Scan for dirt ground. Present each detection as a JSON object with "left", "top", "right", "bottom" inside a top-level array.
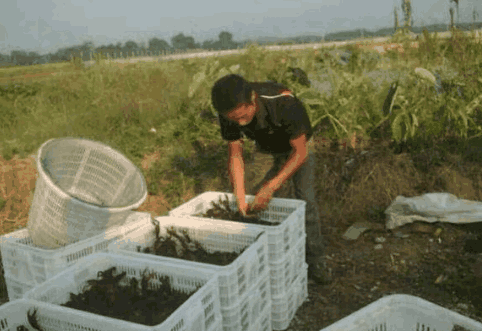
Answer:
[{"left": 2, "top": 134, "right": 482, "bottom": 330}]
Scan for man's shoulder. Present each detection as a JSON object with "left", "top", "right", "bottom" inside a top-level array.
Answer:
[{"left": 250, "top": 81, "right": 290, "bottom": 95}]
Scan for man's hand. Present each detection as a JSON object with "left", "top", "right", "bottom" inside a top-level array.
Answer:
[
  {"left": 250, "top": 182, "right": 276, "bottom": 212},
  {"left": 238, "top": 200, "right": 249, "bottom": 216}
]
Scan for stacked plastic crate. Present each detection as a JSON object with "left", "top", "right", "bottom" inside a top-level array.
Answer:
[
  {"left": 23, "top": 252, "right": 223, "bottom": 331},
  {"left": 108, "top": 215, "right": 272, "bottom": 331},
  {"left": 167, "top": 191, "right": 309, "bottom": 331},
  {"left": 0, "top": 211, "right": 152, "bottom": 300}
]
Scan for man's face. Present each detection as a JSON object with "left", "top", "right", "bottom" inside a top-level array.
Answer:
[{"left": 224, "top": 101, "right": 257, "bottom": 126}]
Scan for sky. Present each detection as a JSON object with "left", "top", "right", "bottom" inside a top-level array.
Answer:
[{"left": 1, "top": 0, "right": 481, "bottom": 55}]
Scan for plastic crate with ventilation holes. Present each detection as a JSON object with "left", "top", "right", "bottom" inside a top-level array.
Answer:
[
  {"left": 23, "top": 252, "right": 222, "bottom": 331},
  {"left": 320, "top": 294, "right": 482, "bottom": 331},
  {"left": 168, "top": 191, "right": 306, "bottom": 264},
  {"left": 108, "top": 216, "right": 269, "bottom": 310},
  {"left": 0, "top": 212, "right": 151, "bottom": 301}
]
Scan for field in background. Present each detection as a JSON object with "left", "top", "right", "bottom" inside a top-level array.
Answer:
[{"left": 1, "top": 28, "right": 482, "bottom": 330}]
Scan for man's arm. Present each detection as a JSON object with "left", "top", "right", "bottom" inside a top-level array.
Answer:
[
  {"left": 268, "top": 133, "right": 308, "bottom": 192},
  {"left": 228, "top": 139, "right": 249, "bottom": 214}
]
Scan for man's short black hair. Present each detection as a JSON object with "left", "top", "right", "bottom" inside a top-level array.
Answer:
[{"left": 211, "top": 74, "right": 253, "bottom": 114}]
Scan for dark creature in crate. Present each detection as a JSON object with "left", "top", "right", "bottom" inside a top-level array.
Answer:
[
  {"left": 196, "top": 194, "right": 275, "bottom": 226},
  {"left": 16, "top": 308, "right": 44, "bottom": 331},
  {"left": 141, "top": 223, "right": 250, "bottom": 266},
  {"left": 452, "top": 325, "right": 473, "bottom": 331},
  {"left": 60, "top": 266, "right": 200, "bottom": 326}
]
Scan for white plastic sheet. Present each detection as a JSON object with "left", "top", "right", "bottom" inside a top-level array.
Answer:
[{"left": 385, "top": 193, "right": 482, "bottom": 229}]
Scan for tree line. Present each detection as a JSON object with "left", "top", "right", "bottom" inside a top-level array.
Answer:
[
  {"left": 0, "top": 31, "right": 240, "bottom": 67},
  {"left": 1, "top": 14, "right": 481, "bottom": 68}
]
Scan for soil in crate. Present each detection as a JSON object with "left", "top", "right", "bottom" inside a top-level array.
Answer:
[
  {"left": 141, "top": 224, "right": 250, "bottom": 266},
  {"left": 60, "top": 266, "right": 200, "bottom": 326},
  {"left": 195, "top": 194, "right": 275, "bottom": 226}
]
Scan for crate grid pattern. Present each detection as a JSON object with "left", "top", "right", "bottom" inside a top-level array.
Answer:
[
  {"left": 0, "top": 212, "right": 152, "bottom": 300},
  {"left": 0, "top": 296, "right": 225, "bottom": 331},
  {"left": 168, "top": 192, "right": 306, "bottom": 263},
  {"left": 108, "top": 216, "right": 269, "bottom": 309},
  {"left": 271, "top": 264, "right": 308, "bottom": 331},
  {"left": 269, "top": 234, "right": 306, "bottom": 298},
  {"left": 28, "top": 137, "right": 147, "bottom": 248},
  {"left": 0, "top": 299, "right": 225, "bottom": 331},
  {"left": 221, "top": 276, "right": 271, "bottom": 331},
  {"left": 23, "top": 252, "right": 222, "bottom": 331},
  {"left": 320, "top": 294, "right": 482, "bottom": 331}
]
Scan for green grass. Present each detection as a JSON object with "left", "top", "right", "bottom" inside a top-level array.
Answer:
[{"left": 1, "top": 31, "right": 481, "bottom": 205}]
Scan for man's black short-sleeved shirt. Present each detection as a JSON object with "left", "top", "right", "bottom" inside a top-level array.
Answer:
[{"left": 218, "top": 81, "right": 313, "bottom": 154}]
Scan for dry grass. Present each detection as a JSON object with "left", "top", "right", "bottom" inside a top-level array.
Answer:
[
  {"left": 0, "top": 154, "right": 37, "bottom": 235},
  {"left": 342, "top": 152, "right": 423, "bottom": 217}
]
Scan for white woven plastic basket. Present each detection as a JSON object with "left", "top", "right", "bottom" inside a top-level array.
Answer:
[
  {"left": 168, "top": 191, "right": 306, "bottom": 263},
  {"left": 23, "top": 252, "right": 222, "bottom": 331},
  {"left": 27, "top": 137, "right": 148, "bottom": 248},
  {"left": 0, "top": 212, "right": 151, "bottom": 300},
  {"left": 320, "top": 294, "right": 482, "bottom": 331}
]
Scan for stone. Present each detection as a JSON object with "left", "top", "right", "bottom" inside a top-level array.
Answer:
[{"left": 342, "top": 222, "right": 372, "bottom": 240}]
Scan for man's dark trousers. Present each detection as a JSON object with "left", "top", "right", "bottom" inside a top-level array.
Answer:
[{"left": 250, "top": 144, "right": 325, "bottom": 262}]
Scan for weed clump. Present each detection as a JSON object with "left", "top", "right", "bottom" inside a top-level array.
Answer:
[
  {"left": 60, "top": 266, "right": 199, "bottom": 326},
  {"left": 196, "top": 195, "right": 275, "bottom": 226},
  {"left": 142, "top": 224, "right": 248, "bottom": 266}
]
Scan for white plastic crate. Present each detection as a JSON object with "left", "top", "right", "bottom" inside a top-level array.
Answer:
[
  {"left": 23, "top": 252, "right": 222, "bottom": 331},
  {"left": 108, "top": 216, "right": 269, "bottom": 308},
  {"left": 168, "top": 191, "right": 306, "bottom": 263},
  {"left": 3, "top": 275, "right": 35, "bottom": 302},
  {"left": 270, "top": 234, "right": 306, "bottom": 298},
  {"left": 320, "top": 294, "right": 482, "bottom": 331},
  {"left": 0, "top": 298, "right": 48, "bottom": 330},
  {"left": 0, "top": 298, "right": 223, "bottom": 331},
  {"left": 221, "top": 276, "right": 271, "bottom": 331},
  {"left": 252, "top": 307, "right": 272, "bottom": 331},
  {"left": 0, "top": 212, "right": 151, "bottom": 301},
  {"left": 272, "top": 263, "right": 308, "bottom": 331}
]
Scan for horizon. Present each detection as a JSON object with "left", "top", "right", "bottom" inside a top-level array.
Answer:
[{"left": 1, "top": 0, "right": 481, "bottom": 55}]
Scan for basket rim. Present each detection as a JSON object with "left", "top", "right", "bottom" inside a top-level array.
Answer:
[{"left": 36, "top": 137, "right": 147, "bottom": 210}]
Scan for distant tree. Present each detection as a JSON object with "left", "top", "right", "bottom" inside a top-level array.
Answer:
[
  {"left": 450, "top": 7, "right": 455, "bottom": 29},
  {"left": 219, "top": 31, "right": 237, "bottom": 49},
  {"left": 10, "top": 50, "right": 29, "bottom": 65},
  {"left": 148, "top": 37, "right": 171, "bottom": 51},
  {"left": 0, "top": 53, "right": 11, "bottom": 66},
  {"left": 171, "top": 33, "right": 196, "bottom": 50},
  {"left": 124, "top": 41, "right": 138, "bottom": 50},
  {"left": 450, "top": 0, "right": 460, "bottom": 25},
  {"left": 473, "top": 7, "right": 479, "bottom": 28},
  {"left": 394, "top": 7, "right": 400, "bottom": 31},
  {"left": 120, "top": 41, "right": 137, "bottom": 56},
  {"left": 401, "top": 0, "right": 412, "bottom": 29},
  {"left": 202, "top": 39, "right": 218, "bottom": 50}
]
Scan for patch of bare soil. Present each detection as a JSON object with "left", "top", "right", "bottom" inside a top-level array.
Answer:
[
  {"left": 285, "top": 137, "right": 482, "bottom": 330},
  {"left": 0, "top": 154, "right": 37, "bottom": 234}
]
